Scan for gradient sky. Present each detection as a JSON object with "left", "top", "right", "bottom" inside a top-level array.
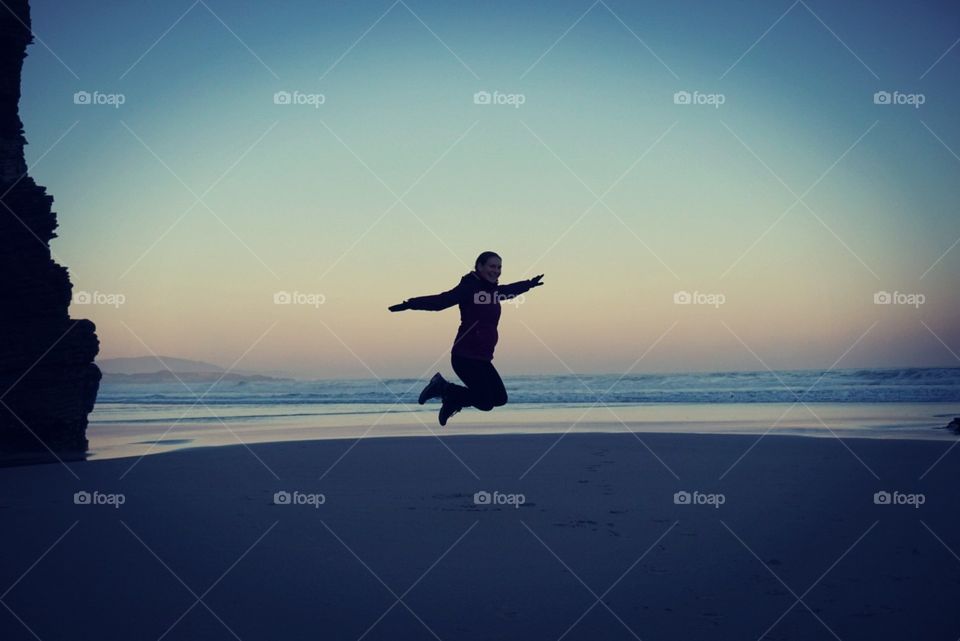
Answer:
[{"left": 18, "top": 0, "right": 960, "bottom": 378}]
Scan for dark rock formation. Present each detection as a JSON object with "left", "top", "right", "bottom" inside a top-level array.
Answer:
[{"left": 0, "top": 0, "right": 100, "bottom": 459}]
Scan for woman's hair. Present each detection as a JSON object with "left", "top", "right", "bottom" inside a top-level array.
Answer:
[{"left": 474, "top": 251, "right": 501, "bottom": 271}]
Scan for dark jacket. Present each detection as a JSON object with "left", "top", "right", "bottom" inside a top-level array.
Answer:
[{"left": 405, "top": 272, "right": 536, "bottom": 361}]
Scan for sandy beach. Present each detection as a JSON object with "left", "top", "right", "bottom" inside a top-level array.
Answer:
[{"left": 1, "top": 430, "right": 957, "bottom": 640}]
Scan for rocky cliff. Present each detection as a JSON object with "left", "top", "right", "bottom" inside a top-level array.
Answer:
[{"left": 0, "top": 0, "right": 101, "bottom": 458}]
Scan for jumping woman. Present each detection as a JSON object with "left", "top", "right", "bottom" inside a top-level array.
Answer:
[{"left": 388, "top": 251, "right": 544, "bottom": 426}]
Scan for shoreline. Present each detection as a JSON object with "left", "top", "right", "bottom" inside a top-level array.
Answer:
[
  {"left": 3, "top": 413, "right": 955, "bottom": 468},
  {"left": 85, "top": 403, "right": 960, "bottom": 463}
]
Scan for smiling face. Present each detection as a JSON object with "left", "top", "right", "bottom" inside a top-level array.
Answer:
[{"left": 477, "top": 255, "right": 501, "bottom": 284}]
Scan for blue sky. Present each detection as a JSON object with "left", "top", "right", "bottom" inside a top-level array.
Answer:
[{"left": 16, "top": 0, "right": 960, "bottom": 377}]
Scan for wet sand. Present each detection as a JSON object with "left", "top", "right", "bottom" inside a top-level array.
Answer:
[{"left": 1, "top": 431, "right": 957, "bottom": 640}]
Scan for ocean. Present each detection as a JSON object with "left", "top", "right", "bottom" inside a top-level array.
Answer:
[{"left": 86, "top": 367, "right": 960, "bottom": 460}]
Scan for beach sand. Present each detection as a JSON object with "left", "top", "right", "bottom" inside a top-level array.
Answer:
[{"left": 1, "top": 431, "right": 957, "bottom": 640}]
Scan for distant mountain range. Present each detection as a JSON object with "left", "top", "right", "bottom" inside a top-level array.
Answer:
[{"left": 97, "top": 356, "right": 293, "bottom": 384}]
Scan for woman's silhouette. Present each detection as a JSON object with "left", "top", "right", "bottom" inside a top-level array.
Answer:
[{"left": 389, "top": 251, "right": 544, "bottom": 425}]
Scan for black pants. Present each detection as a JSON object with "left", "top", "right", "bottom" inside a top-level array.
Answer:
[{"left": 443, "top": 355, "right": 508, "bottom": 411}]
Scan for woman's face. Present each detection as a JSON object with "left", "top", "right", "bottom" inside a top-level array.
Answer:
[{"left": 477, "top": 256, "right": 502, "bottom": 284}]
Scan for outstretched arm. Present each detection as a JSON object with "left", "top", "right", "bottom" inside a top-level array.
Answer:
[
  {"left": 497, "top": 274, "right": 545, "bottom": 297},
  {"left": 389, "top": 282, "right": 465, "bottom": 312}
]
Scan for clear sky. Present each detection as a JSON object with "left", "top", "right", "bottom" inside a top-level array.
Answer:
[{"left": 19, "top": 0, "right": 960, "bottom": 378}]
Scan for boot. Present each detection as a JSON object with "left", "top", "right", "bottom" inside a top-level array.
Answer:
[{"left": 418, "top": 372, "right": 448, "bottom": 405}]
